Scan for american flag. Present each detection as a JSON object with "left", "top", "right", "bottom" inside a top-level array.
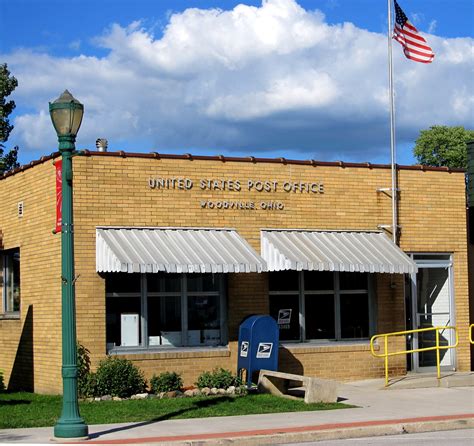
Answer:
[{"left": 393, "top": 0, "right": 435, "bottom": 63}]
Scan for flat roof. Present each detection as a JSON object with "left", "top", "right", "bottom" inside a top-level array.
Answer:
[{"left": 0, "top": 149, "right": 465, "bottom": 180}]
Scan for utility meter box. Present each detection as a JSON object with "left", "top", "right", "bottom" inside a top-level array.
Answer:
[
  {"left": 237, "top": 315, "right": 279, "bottom": 386},
  {"left": 121, "top": 313, "right": 139, "bottom": 347}
]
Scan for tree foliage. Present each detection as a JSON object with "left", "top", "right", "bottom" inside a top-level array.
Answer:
[
  {"left": 413, "top": 125, "right": 474, "bottom": 169},
  {"left": 0, "top": 63, "right": 20, "bottom": 173}
]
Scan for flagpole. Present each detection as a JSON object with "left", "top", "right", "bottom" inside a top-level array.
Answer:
[{"left": 387, "top": 0, "right": 398, "bottom": 244}]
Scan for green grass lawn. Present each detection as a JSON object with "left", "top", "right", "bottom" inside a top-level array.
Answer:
[{"left": 0, "top": 392, "right": 352, "bottom": 429}]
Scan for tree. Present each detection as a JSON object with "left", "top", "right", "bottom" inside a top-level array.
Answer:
[
  {"left": 0, "top": 63, "right": 20, "bottom": 174},
  {"left": 413, "top": 125, "right": 474, "bottom": 169}
]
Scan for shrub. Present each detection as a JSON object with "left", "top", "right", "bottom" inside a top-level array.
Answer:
[
  {"left": 95, "top": 356, "right": 146, "bottom": 398},
  {"left": 196, "top": 370, "right": 214, "bottom": 389},
  {"left": 150, "top": 371, "right": 183, "bottom": 393},
  {"left": 0, "top": 370, "right": 5, "bottom": 392},
  {"left": 196, "top": 368, "right": 242, "bottom": 389},
  {"left": 80, "top": 373, "right": 98, "bottom": 398},
  {"left": 77, "top": 343, "right": 92, "bottom": 398}
]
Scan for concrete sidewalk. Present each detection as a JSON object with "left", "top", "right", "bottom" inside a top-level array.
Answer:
[{"left": 1, "top": 378, "right": 473, "bottom": 445}]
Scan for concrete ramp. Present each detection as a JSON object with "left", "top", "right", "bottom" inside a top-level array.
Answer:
[
  {"left": 386, "top": 372, "right": 474, "bottom": 389},
  {"left": 346, "top": 372, "right": 474, "bottom": 390}
]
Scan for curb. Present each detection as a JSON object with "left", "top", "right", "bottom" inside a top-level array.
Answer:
[{"left": 80, "top": 414, "right": 474, "bottom": 445}]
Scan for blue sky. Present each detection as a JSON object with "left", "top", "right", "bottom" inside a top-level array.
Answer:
[{"left": 1, "top": 0, "right": 473, "bottom": 166}]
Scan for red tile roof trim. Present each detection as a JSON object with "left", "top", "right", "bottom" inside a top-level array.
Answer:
[{"left": 0, "top": 150, "right": 464, "bottom": 180}]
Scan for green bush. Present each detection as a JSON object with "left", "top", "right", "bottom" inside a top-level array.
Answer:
[
  {"left": 196, "top": 371, "right": 214, "bottom": 389},
  {"left": 150, "top": 371, "right": 183, "bottom": 393},
  {"left": 0, "top": 370, "right": 5, "bottom": 392},
  {"left": 95, "top": 357, "right": 146, "bottom": 398},
  {"left": 80, "top": 373, "right": 99, "bottom": 398},
  {"left": 77, "top": 343, "right": 92, "bottom": 398},
  {"left": 196, "top": 368, "right": 242, "bottom": 389}
]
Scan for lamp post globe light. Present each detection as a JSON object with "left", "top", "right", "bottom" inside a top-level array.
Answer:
[{"left": 49, "top": 90, "right": 88, "bottom": 439}]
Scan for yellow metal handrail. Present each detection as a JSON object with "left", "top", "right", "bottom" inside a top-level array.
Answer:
[
  {"left": 370, "top": 326, "right": 458, "bottom": 387},
  {"left": 470, "top": 324, "right": 474, "bottom": 344}
]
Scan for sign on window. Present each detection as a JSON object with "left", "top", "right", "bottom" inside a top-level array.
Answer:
[{"left": 277, "top": 308, "right": 292, "bottom": 329}]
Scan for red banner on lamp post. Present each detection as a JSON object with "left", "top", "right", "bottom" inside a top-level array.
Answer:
[{"left": 55, "top": 159, "right": 62, "bottom": 233}]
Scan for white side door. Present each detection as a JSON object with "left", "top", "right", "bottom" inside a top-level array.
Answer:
[{"left": 410, "top": 254, "right": 455, "bottom": 372}]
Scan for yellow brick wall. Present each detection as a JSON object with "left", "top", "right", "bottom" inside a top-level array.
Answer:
[
  {"left": 469, "top": 238, "right": 474, "bottom": 370},
  {"left": 0, "top": 153, "right": 469, "bottom": 392},
  {"left": 0, "top": 160, "right": 62, "bottom": 393},
  {"left": 398, "top": 170, "right": 470, "bottom": 371}
]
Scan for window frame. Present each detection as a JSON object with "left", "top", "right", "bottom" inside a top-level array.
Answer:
[
  {"left": 269, "top": 271, "right": 375, "bottom": 343},
  {"left": 106, "top": 273, "right": 227, "bottom": 352},
  {"left": 1, "top": 248, "right": 21, "bottom": 316}
]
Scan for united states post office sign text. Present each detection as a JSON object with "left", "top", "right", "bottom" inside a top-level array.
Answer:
[
  {"left": 148, "top": 177, "right": 325, "bottom": 211},
  {"left": 148, "top": 177, "right": 324, "bottom": 193}
]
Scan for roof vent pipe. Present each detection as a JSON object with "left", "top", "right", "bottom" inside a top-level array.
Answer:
[{"left": 96, "top": 138, "right": 108, "bottom": 152}]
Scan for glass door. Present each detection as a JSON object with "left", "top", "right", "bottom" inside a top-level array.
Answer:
[{"left": 410, "top": 254, "right": 455, "bottom": 372}]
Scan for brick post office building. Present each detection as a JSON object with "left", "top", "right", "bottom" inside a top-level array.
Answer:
[{"left": 0, "top": 150, "right": 470, "bottom": 394}]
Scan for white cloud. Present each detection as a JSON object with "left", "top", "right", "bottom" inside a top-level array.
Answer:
[
  {"left": 4, "top": 0, "right": 474, "bottom": 164},
  {"left": 14, "top": 110, "right": 55, "bottom": 150},
  {"left": 410, "top": 13, "right": 424, "bottom": 26},
  {"left": 206, "top": 71, "right": 340, "bottom": 120},
  {"left": 69, "top": 39, "right": 82, "bottom": 51},
  {"left": 428, "top": 20, "right": 437, "bottom": 34}
]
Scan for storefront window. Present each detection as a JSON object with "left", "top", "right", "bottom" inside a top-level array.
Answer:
[
  {"left": 147, "top": 295, "right": 181, "bottom": 345},
  {"left": 269, "top": 270, "right": 299, "bottom": 292},
  {"left": 188, "top": 274, "right": 220, "bottom": 292},
  {"left": 188, "top": 294, "right": 220, "bottom": 346},
  {"left": 269, "top": 294, "right": 300, "bottom": 341},
  {"left": 305, "top": 294, "right": 335, "bottom": 340},
  {"left": 106, "top": 273, "right": 141, "bottom": 294},
  {"left": 147, "top": 274, "right": 181, "bottom": 293},
  {"left": 106, "top": 273, "right": 225, "bottom": 350},
  {"left": 2, "top": 249, "right": 20, "bottom": 314},
  {"left": 269, "top": 271, "right": 371, "bottom": 342},
  {"left": 106, "top": 296, "right": 141, "bottom": 347},
  {"left": 339, "top": 272, "right": 368, "bottom": 290},
  {"left": 340, "top": 293, "right": 369, "bottom": 339}
]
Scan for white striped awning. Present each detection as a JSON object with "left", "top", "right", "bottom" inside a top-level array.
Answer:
[
  {"left": 96, "top": 227, "right": 266, "bottom": 274},
  {"left": 261, "top": 230, "right": 417, "bottom": 274}
]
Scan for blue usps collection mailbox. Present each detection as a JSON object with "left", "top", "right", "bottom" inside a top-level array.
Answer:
[{"left": 237, "top": 315, "right": 279, "bottom": 386}]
